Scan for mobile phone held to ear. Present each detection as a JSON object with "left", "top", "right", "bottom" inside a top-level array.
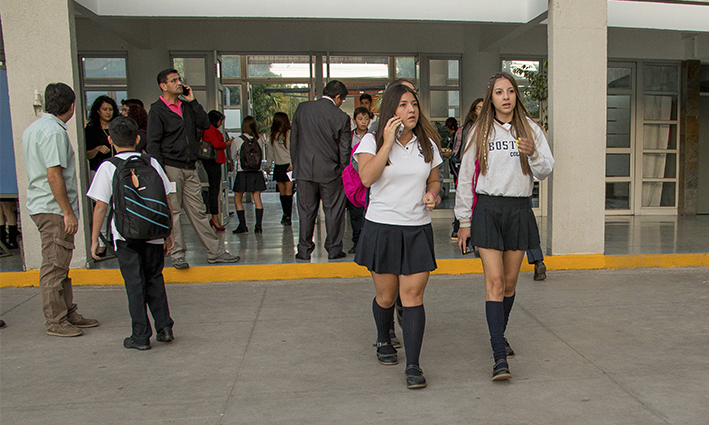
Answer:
[
  {"left": 182, "top": 85, "right": 190, "bottom": 96},
  {"left": 395, "top": 123, "right": 404, "bottom": 139},
  {"left": 461, "top": 237, "right": 475, "bottom": 255}
]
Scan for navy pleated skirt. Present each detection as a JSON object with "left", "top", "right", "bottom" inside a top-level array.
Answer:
[
  {"left": 471, "top": 194, "right": 540, "bottom": 252},
  {"left": 355, "top": 220, "right": 437, "bottom": 275},
  {"left": 233, "top": 171, "right": 266, "bottom": 193}
]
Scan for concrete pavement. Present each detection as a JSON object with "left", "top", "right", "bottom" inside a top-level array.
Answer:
[{"left": 1, "top": 267, "right": 708, "bottom": 424}]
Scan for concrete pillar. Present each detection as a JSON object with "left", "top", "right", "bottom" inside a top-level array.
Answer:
[
  {"left": 0, "top": 0, "right": 89, "bottom": 269},
  {"left": 678, "top": 60, "right": 700, "bottom": 216},
  {"left": 547, "top": 0, "right": 607, "bottom": 255}
]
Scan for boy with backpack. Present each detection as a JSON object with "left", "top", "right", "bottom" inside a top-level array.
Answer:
[
  {"left": 343, "top": 106, "right": 371, "bottom": 254},
  {"left": 87, "top": 116, "right": 175, "bottom": 351}
]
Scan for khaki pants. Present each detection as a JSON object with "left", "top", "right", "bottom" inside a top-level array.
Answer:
[
  {"left": 30, "top": 213, "right": 78, "bottom": 327},
  {"left": 164, "top": 166, "right": 225, "bottom": 261}
]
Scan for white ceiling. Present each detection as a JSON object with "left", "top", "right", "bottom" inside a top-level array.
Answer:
[{"left": 75, "top": 0, "right": 709, "bottom": 32}]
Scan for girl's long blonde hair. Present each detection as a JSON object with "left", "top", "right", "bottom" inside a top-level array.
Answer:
[{"left": 465, "top": 72, "right": 539, "bottom": 176}]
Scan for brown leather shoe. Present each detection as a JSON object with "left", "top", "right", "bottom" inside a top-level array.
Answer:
[
  {"left": 67, "top": 314, "right": 100, "bottom": 328},
  {"left": 46, "top": 322, "right": 83, "bottom": 337}
]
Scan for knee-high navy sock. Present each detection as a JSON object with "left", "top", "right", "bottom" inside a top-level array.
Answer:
[
  {"left": 486, "top": 301, "right": 506, "bottom": 363},
  {"left": 255, "top": 208, "right": 264, "bottom": 227},
  {"left": 372, "top": 298, "right": 395, "bottom": 354},
  {"left": 279, "top": 195, "right": 288, "bottom": 216},
  {"left": 402, "top": 305, "right": 426, "bottom": 367},
  {"left": 236, "top": 210, "right": 246, "bottom": 227},
  {"left": 285, "top": 195, "right": 293, "bottom": 218},
  {"left": 503, "top": 293, "right": 515, "bottom": 332}
]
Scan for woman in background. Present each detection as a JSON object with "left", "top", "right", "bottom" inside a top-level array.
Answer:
[
  {"left": 232, "top": 116, "right": 266, "bottom": 234},
  {"left": 203, "top": 110, "right": 233, "bottom": 231},
  {"left": 263, "top": 112, "right": 293, "bottom": 226}
]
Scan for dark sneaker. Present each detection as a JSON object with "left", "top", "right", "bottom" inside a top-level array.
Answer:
[
  {"left": 67, "top": 314, "right": 100, "bottom": 328},
  {"left": 348, "top": 245, "right": 357, "bottom": 254},
  {"left": 123, "top": 337, "right": 150, "bottom": 351},
  {"left": 405, "top": 365, "right": 427, "bottom": 389},
  {"left": 156, "top": 327, "right": 174, "bottom": 342},
  {"left": 451, "top": 229, "right": 458, "bottom": 241},
  {"left": 46, "top": 322, "right": 82, "bottom": 337},
  {"left": 208, "top": 252, "right": 241, "bottom": 264},
  {"left": 534, "top": 261, "right": 547, "bottom": 281},
  {"left": 172, "top": 258, "right": 190, "bottom": 269},
  {"left": 492, "top": 359, "right": 511, "bottom": 381}
]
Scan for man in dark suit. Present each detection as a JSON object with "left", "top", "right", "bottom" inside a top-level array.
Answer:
[{"left": 290, "top": 80, "right": 351, "bottom": 260}]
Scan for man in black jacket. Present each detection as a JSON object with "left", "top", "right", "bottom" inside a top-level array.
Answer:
[
  {"left": 147, "top": 69, "right": 239, "bottom": 268},
  {"left": 290, "top": 80, "right": 351, "bottom": 260}
]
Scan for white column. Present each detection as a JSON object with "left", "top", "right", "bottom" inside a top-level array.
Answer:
[
  {"left": 547, "top": 0, "right": 607, "bottom": 255},
  {"left": 0, "top": 0, "right": 89, "bottom": 269}
]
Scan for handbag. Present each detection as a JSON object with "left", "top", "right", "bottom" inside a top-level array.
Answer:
[{"left": 197, "top": 140, "right": 217, "bottom": 161}]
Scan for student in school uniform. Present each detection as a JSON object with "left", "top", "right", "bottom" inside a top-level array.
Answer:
[
  {"left": 87, "top": 116, "right": 175, "bottom": 351},
  {"left": 454, "top": 72, "right": 554, "bottom": 381}
]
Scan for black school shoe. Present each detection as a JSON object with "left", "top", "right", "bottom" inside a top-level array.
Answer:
[
  {"left": 156, "top": 327, "right": 174, "bottom": 342},
  {"left": 375, "top": 341, "right": 398, "bottom": 365},
  {"left": 123, "top": 337, "right": 150, "bottom": 351},
  {"left": 492, "top": 359, "right": 511, "bottom": 381},
  {"left": 505, "top": 339, "right": 515, "bottom": 358},
  {"left": 534, "top": 261, "right": 547, "bottom": 281},
  {"left": 405, "top": 365, "right": 427, "bottom": 389}
]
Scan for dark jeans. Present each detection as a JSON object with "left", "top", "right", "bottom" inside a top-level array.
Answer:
[
  {"left": 346, "top": 199, "right": 364, "bottom": 246},
  {"left": 202, "top": 160, "right": 222, "bottom": 215},
  {"left": 527, "top": 247, "right": 544, "bottom": 264},
  {"left": 116, "top": 240, "right": 173, "bottom": 345}
]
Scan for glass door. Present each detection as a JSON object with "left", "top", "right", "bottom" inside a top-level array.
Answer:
[
  {"left": 606, "top": 63, "right": 636, "bottom": 214},
  {"left": 636, "top": 63, "right": 680, "bottom": 212}
]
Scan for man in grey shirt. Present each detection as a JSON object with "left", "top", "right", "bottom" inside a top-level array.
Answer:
[{"left": 22, "top": 83, "right": 99, "bottom": 337}]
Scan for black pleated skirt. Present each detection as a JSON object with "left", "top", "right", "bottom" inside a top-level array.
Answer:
[
  {"left": 272, "top": 163, "right": 291, "bottom": 183},
  {"left": 471, "top": 194, "right": 540, "bottom": 252},
  {"left": 233, "top": 171, "right": 266, "bottom": 193},
  {"left": 355, "top": 220, "right": 437, "bottom": 275}
]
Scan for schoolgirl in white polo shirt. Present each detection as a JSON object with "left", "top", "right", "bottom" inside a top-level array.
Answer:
[
  {"left": 454, "top": 72, "right": 554, "bottom": 381},
  {"left": 354, "top": 83, "right": 443, "bottom": 389}
]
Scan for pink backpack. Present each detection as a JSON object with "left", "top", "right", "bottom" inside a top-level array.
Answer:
[{"left": 343, "top": 141, "right": 367, "bottom": 208}]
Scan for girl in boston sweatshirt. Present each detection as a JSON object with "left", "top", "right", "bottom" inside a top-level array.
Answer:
[{"left": 454, "top": 72, "right": 554, "bottom": 381}]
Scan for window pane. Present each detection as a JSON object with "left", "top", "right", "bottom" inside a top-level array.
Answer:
[
  {"left": 501, "top": 60, "right": 539, "bottom": 86},
  {"left": 222, "top": 55, "right": 241, "bottom": 79},
  {"left": 606, "top": 153, "right": 630, "bottom": 177},
  {"left": 173, "top": 58, "right": 206, "bottom": 87},
  {"left": 643, "top": 153, "right": 677, "bottom": 179},
  {"left": 608, "top": 67, "right": 631, "bottom": 89},
  {"left": 223, "top": 109, "right": 242, "bottom": 130},
  {"left": 644, "top": 65, "right": 678, "bottom": 92},
  {"left": 642, "top": 182, "right": 675, "bottom": 207},
  {"left": 84, "top": 91, "right": 127, "bottom": 120},
  {"left": 326, "top": 56, "right": 388, "bottom": 79},
  {"left": 644, "top": 95, "right": 677, "bottom": 120},
  {"left": 430, "top": 90, "right": 459, "bottom": 119},
  {"left": 643, "top": 124, "right": 677, "bottom": 149},
  {"left": 607, "top": 95, "right": 631, "bottom": 148},
  {"left": 248, "top": 56, "right": 311, "bottom": 78},
  {"left": 430, "top": 60, "right": 459, "bottom": 87},
  {"left": 193, "top": 90, "right": 208, "bottom": 108},
  {"left": 606, "top": 182, "right": 630, "bottom": 210},
  {"left": 396, "top": 57, "right": 416, "bottom": 79},
  {"left": 224, "top": 85, "right": 241, "bottom": 107},
  {"left": 82, "top": 58, "right": 126, "bottom": 79},
  {"left": 251, "top": 83, "right": 310, "bottom": 134}
]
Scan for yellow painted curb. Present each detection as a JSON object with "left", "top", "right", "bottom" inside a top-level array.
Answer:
[{"left": 1, "top": 253, "right": 708, "bottom": 288}]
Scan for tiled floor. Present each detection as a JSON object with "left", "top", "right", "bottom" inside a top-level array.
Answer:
[{"left": 2, "top": 192, "right": 709, "bottom": 271}]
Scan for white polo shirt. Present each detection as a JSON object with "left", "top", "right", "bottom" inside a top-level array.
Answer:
[{"left": 355, "top": 133, "right": 442, "bottom": 226}]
